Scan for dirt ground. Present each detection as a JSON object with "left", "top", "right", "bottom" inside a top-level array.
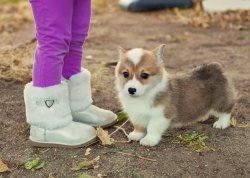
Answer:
[{"left": 0, "top": 1, "right": 250, "bottom": 178}]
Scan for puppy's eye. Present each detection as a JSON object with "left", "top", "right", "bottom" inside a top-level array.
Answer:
[
  {"left": 123, "top": 71, "right": 129, "bottom": 78},
  {"left": 141, "top": 72, "right": 149, "bottom": 79}
]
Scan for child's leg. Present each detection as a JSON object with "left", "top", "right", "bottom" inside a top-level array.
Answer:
[
  {"left": 30, "top": 0, "right": 74, "bottom": 87},
  {"left": 62, "top": 0, "right": 117, "bottom": 127},
  {"left": 62, "top": 0, "right": 91, "bottom": 79},
  {"left": 25, "top": 0, "right": 97, "bottom": 148}
]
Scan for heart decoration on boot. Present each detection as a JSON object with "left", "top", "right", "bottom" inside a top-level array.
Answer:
[{"left": 45, "top": 99, "right": 54, "bottom": 108}]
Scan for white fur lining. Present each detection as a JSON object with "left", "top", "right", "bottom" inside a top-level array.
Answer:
[
  {"left": 67, "top": 68, "right": 93, "bottom": 112},
  {"left": 119, "top": 0, "right": 139, "bottom": 7},
  {"left": 24, "top": 82, "right": 72, "bottom": 130}
]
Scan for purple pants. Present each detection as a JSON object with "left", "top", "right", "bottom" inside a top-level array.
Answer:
[{"left": 30, "top": 0, "right": 91, "bottom": 87}]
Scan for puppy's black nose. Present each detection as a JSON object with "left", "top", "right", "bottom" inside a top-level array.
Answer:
[{"left": 128, "top": 87, "right": 136, "bottom": 95}]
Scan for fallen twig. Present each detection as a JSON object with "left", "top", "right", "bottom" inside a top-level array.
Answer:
[
  {"left": 113, "top": 126, "right": 131, "bottom": 143},
  {"left": 109, "top": 119, "right": 129, "bottom": 136},
  {"left": 113, "top": 126, "right": 130, "bottom": 138},
  {"left": 85, "top": 120, "right": 130, "bottom": 147}
]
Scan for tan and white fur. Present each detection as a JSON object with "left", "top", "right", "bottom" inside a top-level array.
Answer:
[{"left": 115, "top": 44, "right": 236, "bottom": 147}]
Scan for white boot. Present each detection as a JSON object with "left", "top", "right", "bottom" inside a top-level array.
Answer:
[
  {"left": 24, "top": 82, "right": 96, "bottom": 148},
  {"left": 67, "top": 69, "right": 117, "bottom": 128}
]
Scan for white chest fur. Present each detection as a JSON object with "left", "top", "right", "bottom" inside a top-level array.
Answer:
[{"left": 120, "top": 94, "right": 165, "bottom": 128}]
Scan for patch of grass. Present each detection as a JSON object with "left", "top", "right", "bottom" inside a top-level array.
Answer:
[
  {"left": 0, "top": 43, "right": 34, "bottom": 82},
  {"left": 0, "top": 1, "right": 33, "bottom": 36},
  {"left": 116, "top": 112, "right": 128, "bottom": 123},
  {"left": 24, "top": 157, "right": 46, "bottom": 172},
  {"left": 77, "top": 172, "right": 92, "bottom": 178},
  {"left": 92, "top": 0, "right": 118, "bottom": 13},
  {"left": 162, "top": 132, "right": 171, "bottom": 138},
  {"left": 0, "top": 0, "right": 24, "bottom": 5},
  {"left": 173, "top": 132, "right": 214, "bottom": 152}
]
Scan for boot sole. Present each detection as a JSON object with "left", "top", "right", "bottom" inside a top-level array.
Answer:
[
  {"left": 28, "top": 137, "right": 97, "bottom": 148},
  {"left": 99, "top": 119, "right": 118, "bottom": 129}
]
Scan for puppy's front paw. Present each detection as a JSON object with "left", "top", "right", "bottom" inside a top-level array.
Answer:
[
  {"left": 140, "top": 135, "right": 160, "bottom": 146},
  {"left": 128, "top": 131, "right": 145, "bottom": 141}
]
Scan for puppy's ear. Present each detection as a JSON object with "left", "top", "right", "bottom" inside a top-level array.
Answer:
[
  {"left": 152, "top": 44, "right": 166, "bottom": 64},
  {"left": 117, "top": 46, "right": 126, "bottom": 61}
]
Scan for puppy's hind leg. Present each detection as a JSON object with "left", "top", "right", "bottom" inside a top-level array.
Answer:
[
  {"left": 213, "top": 112, "right": 231, "bottom": 129},
  {"left": 197, "top": 112, "right": 210, "bottom": 122},
  {"left": 140, "top": 117, "right": 171, "bottom": 146}
]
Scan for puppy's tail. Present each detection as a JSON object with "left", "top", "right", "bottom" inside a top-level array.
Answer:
[{"left": 192, "top": 62, "right": 224, "bottom": 80}]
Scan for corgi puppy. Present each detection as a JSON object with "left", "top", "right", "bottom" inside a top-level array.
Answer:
[{"left": 115, "top": 44, "right": 236, "bottom": 146}]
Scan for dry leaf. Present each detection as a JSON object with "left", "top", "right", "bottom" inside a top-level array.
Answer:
[
  {"left": 238, "top": 124, "right": 250, "bottom": 128},
  {"left": 85, "top": 148, "right": 91, "bottom": 156},
  {"left": 201, "top": 22, "right": 210, "bottom": 29},
  {"left": 71, "top": 156, "right": 100, "bottom": 171},
  {"left": 0, "top": 159, "right": 10, "bottom": 173},
  {"left": 230, "top": 117, "right": 237, "bottom": 127},
  {"left": 86, "top": 55, "right": 93, "bottom": 60},
  {"left": 190, "top": 18, "right": 210, "bottom": 29},
  {"left": 96, "top": 127, "right": 114, "bottom": 146}
]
